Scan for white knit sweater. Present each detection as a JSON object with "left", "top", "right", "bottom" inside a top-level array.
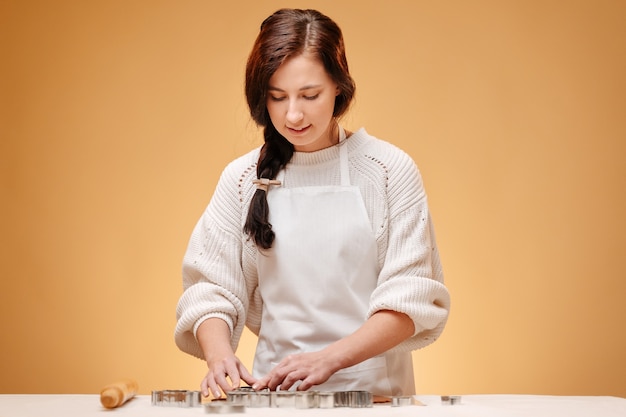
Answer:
[{"left": 175, "top": 128, "right": 450, "bottom": 360}]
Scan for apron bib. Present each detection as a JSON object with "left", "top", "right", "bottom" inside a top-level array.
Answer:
[{"left": 253, "top": 128, "right": 415, "bottom": 396}]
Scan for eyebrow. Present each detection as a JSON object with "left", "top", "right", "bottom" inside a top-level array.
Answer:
[{"left": 267, "top": 84, "right": 322, "bottom": 92}]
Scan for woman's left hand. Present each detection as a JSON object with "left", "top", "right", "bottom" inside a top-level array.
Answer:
[
  {"left": 252, "top": 311, "right": 415, "bottom": 392},
  {"left": 252, "top": 350, "right": 340, "bottom": 391}
]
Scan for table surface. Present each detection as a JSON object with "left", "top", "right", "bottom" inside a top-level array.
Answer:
[{"left": 0, "top": 394, "right": 625, "bottom": 417}]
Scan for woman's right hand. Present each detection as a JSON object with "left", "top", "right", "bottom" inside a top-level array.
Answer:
[
  {"left": 196, "top": 318, "right": 256, "bottom": 398},
  {"left": 202, "top": 354, "right": 256, "bottom": 398}
]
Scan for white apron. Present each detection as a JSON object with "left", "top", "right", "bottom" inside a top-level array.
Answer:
[{"left": 253, "top": 128, "right": 415, "bottom": 396}]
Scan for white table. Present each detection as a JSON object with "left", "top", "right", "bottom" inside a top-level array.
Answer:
[{"left": 0, "top": 394, "right": 624, "bottom": 417}]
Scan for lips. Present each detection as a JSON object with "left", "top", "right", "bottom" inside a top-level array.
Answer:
[{"left": 287, "top": 125, "right": 311, "bottom": 134}]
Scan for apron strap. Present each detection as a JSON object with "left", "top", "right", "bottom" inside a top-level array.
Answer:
[{"left": 338, "top": 126, "right": 350, "bottom": 187}]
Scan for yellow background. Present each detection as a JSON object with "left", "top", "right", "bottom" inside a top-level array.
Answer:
[{"left": 1, "top": 0, "right": 624, "bottom": 396}]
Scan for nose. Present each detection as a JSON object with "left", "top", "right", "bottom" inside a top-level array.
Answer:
[{"left": 286, "top": 101, "right": 304, "bottom": 124}]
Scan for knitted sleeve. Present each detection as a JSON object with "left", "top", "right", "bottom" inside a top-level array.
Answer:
[
  {"left": 174, "top": 152, "right": 258, "bottom": 360},
  {"left": 366, "top": 143, "right": 450, "bottom": 352}
]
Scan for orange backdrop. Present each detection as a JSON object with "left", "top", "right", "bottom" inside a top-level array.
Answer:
[{"left": 1, "top": 0, "right": 625, "bottom": 396}]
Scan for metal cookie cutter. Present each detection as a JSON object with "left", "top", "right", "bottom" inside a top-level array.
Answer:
[
  {"left": 227, "top": 386, "right": 270, "bottom": 407},
  {"left": 333, "top": 390, "right": 373, "bottom": 408},
  {"left": 295, "top": 391, "right": 319, "bottom": 409},
  {"left": 392, "top": 396, "right": 418, "bottom": 407},
  {"left": 317, "top": 392, "right": 335, "bottom": 408},
  {"left": 204, "top": 401, "right": 246, "bottom": 414},
  {"left": 441, "top": 395, "right": 462, "bottom": 405},
  {"left": 151, "top": 390, "right": 202, "bottom": 407},
  {"left": 270, "top": 391, "right": 296, "bottom": 408}
]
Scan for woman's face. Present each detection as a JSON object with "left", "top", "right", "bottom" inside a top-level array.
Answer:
[{"left": 266, "top": 53, "right": 339, "bottom": 152}]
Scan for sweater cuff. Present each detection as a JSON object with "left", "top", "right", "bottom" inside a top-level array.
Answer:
[{"left": 192, "top": 312, "right": 234, "bottom": 339}]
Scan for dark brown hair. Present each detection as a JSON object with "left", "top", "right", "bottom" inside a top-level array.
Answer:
[{"left": 243, "top": 8, "right": 356, "bottom": 249}]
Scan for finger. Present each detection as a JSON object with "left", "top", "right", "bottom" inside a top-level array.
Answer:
[
  {"left": 200, "top": 376, "right": 210, "bottom": 398},
  {"left": 224, "top": 362, "right": 241, "bottom": 391},
  {"left": 238, "top": 364, "right": 257, "bottom": 387},
  {"left": 297, "top": 377, "right": 315, "bottom": 391},
  {"left": 214, "top": 372, "right": 235, "bottom": 396},
  {"left": 251, "top": 374, "right": 269, "bottom": 391},
  {"left": 206, "top": 375, "right": 222, "bottom": 399},
  {"left": 266, "top": 369, "right": 290, "bottom": 391},
  {"left": 279, "top": 369, "right": 306, "bottom": 391},
  {"left": 261, "top": 359, "right": 290, "bottom": 391}
]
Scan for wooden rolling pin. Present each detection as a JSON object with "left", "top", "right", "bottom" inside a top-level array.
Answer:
[{"left": 100, "top": 378, "right": 138, "bottom": 409}]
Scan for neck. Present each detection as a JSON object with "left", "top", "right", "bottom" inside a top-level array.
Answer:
[{"left": 328, "top": 120, "right": 340, "bottom": 146}]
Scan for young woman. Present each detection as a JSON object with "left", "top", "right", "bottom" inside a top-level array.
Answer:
[{"left": 175, "top": 8, "right": 450, "bottom": 399}]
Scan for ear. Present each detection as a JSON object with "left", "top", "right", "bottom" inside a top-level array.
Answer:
[{"left": 335, "top": 86, "right": 341, "bottom": 96}]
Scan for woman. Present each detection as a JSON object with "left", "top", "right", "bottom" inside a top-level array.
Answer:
[{"left": 175, "top": 8, "right": 450, "bottom": 399}]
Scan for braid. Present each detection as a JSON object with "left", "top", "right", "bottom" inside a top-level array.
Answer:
[{"left": 244, "top": 125, "right": 294, "bottom": 249}]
